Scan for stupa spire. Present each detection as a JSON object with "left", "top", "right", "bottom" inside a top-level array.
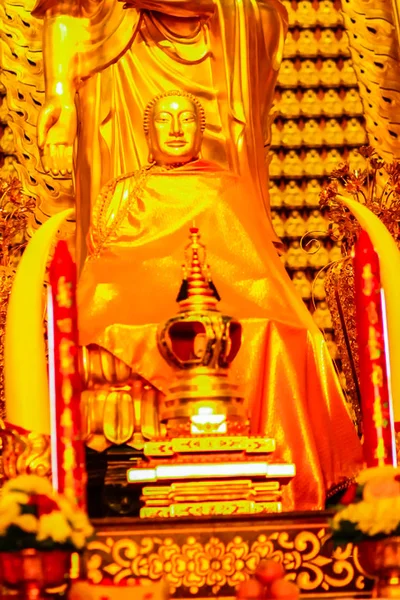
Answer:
[{"left": 177, "top": 227, "right": 220, "bottom": 312}]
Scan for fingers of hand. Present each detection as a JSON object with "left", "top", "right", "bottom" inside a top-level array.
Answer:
[{"left": 42, "top": 144, "right": 73, "bottom": 176}]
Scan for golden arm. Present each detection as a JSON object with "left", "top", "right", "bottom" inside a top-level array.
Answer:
[{"left": 36, "top": 13, "right": 87, "bottom": 177}]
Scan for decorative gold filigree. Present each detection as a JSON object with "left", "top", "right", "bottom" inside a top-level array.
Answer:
[
  {"left": 0, "top": 423, "right": 51, "bottom": 479},
  {"left": 85, "top": 523, "right": 372, "bottom": 596}
]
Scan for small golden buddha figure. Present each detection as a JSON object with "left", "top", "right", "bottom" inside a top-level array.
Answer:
[
  {"left": 278, "top": 60, "right": 299, "bottom": 88},
  {"left": 329, "top": 243, "right": 344, "bottom": 263},
  {"left": 344, "top": 89, "right": 364, "bottom": 116},
  {"left": 337, "top": 31, "right": 351, "bottom": 56},
  {"left": 297, "top": 30, "right": 318, "bottom": 58},
  {"left": 271, "top": 122, "right": 282, "bottom": 147},
  {"left": 297, "top": 0, "right": 318, "bottom": 27},
  {"left": 282, "top": 0, "right": 298, "bottom": 26},
  {"left": 348, "top": 149, "right": 367, "bottom": 172},
  {"left": 284, "top": 210, "right": 307, "bottom": 238},
  {"left": 344, "top": 118, "right": 367, "bottom": 146},
  {"left": 304, "top": 149, "right": 325, "bottom": 177},
  {"left": 325, "top": 332, "right": 339, "bottom": 360},
  {"left": 313, "top": 272, "right": 327, "bottom": 301},
  {"left": 319, "top": 30, "right": 340, "bottom": 57},
  {"left": 281, "top": 120, "right": 302, "bottom": 147},
  {"left": 282, "top": 150, "right": 304, "bottom": 178},
  {"left": 78, "top": 90, "right": 362, "bottom": 510},
  {"left": 317, "top": 0, "right": 342, "bottom": 27},
  {"left": 283, "top": 30, "right": 297, "bottom": 59},
  {"left": 305, "top": 210, "right": 328, "bottom": 238},
  {"left": 304, "top": 179, "right": 322, "bottom": 207},
  {"left": 301, "top": 90, "right": 322, "bottom": 117},
  {"left": 300, "top": 60, "right": 321, "bottom": 87},
  {"left": 269, "top": 152, "right": 284, "bottom": 178},
  {"left": 313, "top": 301, "right": 333, "bottom": 330},
  {"left": 325, "top": 149, "right": 344, "bottom": 174},
  {"left": 271, "top": 211, "right": 286, "bottom": 239},
  {"left": 320, "top": 60, "right": 342, "bottom": 87},
  {"left": 323, "top": 119, "right": 345, "bottom": 146},
  {"left": 0, "top": 126, "right": 15, "bottom": 155},
  {"left": 285, "top": 240, "right": 308, "bottom": 269},
  {"left": 322, "top": 90, "right": 344, "bottom": 117},
  {"left": 269, "top": 182, "right": 284, "bottom": 208},
  {"left": 307, "top": 242, "right": 330, "bottom": 269},
  {"left": 341, "top": 60, "right": 358, "bottom": 86},
  {"left": 283, "top": 180, "right": 304, "bottom": 208},
  {"left": 292, "top": 271, "right": 311, "bottom": 300},
  {"left": 279, "top": 91, "right": 301, "bottom": 118},
  {"left": 303, "top": 119, "right": 323, "bottom": 147}
]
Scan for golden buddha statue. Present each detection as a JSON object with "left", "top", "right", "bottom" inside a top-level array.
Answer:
[
  {"left": 316, "top": 0, "right": 341, "bottom": 27},
  {"left": 284, "top": 210, "right": 307, "bottom": 238},
  {"left": 297, "top": 30, "right": 318, "bottom": 58},
  {"left": 303, "top": 119, "right": 323, "bottom": 147},
  {"left": 320, "top": 60, "right": 342, "bottom": 87},
  {"left": 78, "top": 90, "right": 362, "bottom": 510},
  {"left": 319, "top": 30, "right": 340, "bottom": 57},
  {"left": 269, "top": 182, "right": 284, "bottom": 208},
  {"left": 283, "top": 181, "right": 304, "bottom": 208},
  {"left": 32, "top": 0, "right": 289, "bottom": 263},
  {"left": 281, "top": 120, "right": 302, "bottom": 148},
  {"left": 322, "top": 90, "right": 344, "bottom": 117},
  {"left": 307, "top": 243, "right": 330, "bottom": 269},
  {"left": 301, "top": 90, "right": 322, "bottom": 117},
  {"left": 291, "top": 271, "right": 311, "bottom": 300},
  {"left": 323, "top": 119, "right": 345, "bottom": 146},
  {"left": 279, "top": 91, "right": 301, "bottom": 119},
  {"left": 282, "top": 150, "right": 304, "bottom": 178},
  {"left": 285, "top": 241, "right": 308, "bottom": 270},
  {"left": 304, "top": 179, "right": 322, "bottom": 207},
  {"left": 313, "top": 301, "right": 333, "bottom": 330}
]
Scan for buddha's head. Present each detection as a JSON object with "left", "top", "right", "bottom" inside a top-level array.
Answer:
[{"left": 144, "top": 91, "right": 206, "bottom": 167}]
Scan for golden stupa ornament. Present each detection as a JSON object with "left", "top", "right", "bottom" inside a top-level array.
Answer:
[{"left": 157, "top": 227, "right": 245, "bottom": 437}]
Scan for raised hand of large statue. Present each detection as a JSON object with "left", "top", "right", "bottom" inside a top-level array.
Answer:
[{"left": 37, "top": 94, "right": 76, "bottom": 176}]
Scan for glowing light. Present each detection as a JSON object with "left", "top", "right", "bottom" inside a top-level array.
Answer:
[{"left": 127, "top": 461, "right": 295, "bottom": 483}]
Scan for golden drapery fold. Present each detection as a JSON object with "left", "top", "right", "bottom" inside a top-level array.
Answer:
[{"left": 78, "top": 162, "right": 363, "bottom": 511}]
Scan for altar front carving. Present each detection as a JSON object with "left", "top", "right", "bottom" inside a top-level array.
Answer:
[{"left": 85, "top": 513, "right": 374, "bottom": 598}]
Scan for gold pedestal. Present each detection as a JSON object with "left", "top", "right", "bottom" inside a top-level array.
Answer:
[{"left": 127, "top": 435, "right": 295, "bottom": 518}]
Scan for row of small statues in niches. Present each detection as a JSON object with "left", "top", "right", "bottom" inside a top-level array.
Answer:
[
  {"left": 283, "top": 28, "right": 350, "bottom": 59},
  {"left": 270, "top": 178, "right": 326, "bottom": 207},
  {"left": 271, "top": 116, "right": 366, "bottom": 148},
  {"left": 283, "top": 0, "right": 344, "bottom": 29},
  {"left": 282, "top": 239, "right": 344, "bottom": 269},
  {"left": 272, "top": 208, "right": 329, "bottom": 239},
  {"left": 277, "top": 58, "right": 358, "bottom": 88},
  {"left": 269, "top": 147, "right": 366, "bottom": 178},
  {"left": 274, "top": 88, "right": 363, "bottom": 119}
]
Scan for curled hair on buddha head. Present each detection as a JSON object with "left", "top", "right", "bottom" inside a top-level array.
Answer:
[{"left": 143, "top": 90, "right": 207, "bottom": 135}]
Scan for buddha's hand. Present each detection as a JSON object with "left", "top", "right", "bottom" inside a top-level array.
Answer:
[
  {"left": 237, "top": 560, "right": 299, "bottom": 600},
  {"left": 37, "top": 95, "right": 77, "bottom": 177}
]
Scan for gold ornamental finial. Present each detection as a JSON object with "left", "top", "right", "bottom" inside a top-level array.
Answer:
[{"left": 177, "top": 227, "right": 220, "bottom": 312}]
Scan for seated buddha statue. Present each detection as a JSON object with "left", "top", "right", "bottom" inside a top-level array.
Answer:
[{"left": 78, "top": 90, "right": 362, "bottom": 511}]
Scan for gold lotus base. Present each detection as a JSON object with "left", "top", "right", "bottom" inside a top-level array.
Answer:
[{"left": 83, "top": 511, "right": 374, "bottom": 598}]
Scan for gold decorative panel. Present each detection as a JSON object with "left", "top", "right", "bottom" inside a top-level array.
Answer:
[{"left": 84, "top": 512, "right": 373, "bottom": 598}]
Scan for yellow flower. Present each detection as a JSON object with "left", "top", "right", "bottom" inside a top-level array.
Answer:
[
  {"left": 0, "top": 504, "right": 21, "bottom": 535},
  {"left": 357, "top": 466, "right": 400, "bottom": 485},
  {"left": 0, "top": 492, "right": 29, "bottom": 512},
  {"left": 70, "top": 531, "right": 87, "bottom": 550},
  {"left": 37, "top": 511, "right": 72, "bottom": 544},
  {"left": 3, "top": 475, "right": 54, "bottom": 497},
  {"left": 13, "top": 514, "right": 38, "bottom": 534}
]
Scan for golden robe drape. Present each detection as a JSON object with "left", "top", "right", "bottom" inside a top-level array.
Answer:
[{"left": 78, "top": 162, "right": 363, "bottom": 511}]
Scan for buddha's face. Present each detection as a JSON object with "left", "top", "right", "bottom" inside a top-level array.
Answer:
[{"left": 148, "top": 95, "right": 203, "bottom": 166}]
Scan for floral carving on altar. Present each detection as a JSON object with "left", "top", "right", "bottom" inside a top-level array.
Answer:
[{"left": 86, "top": 524, "right": 371, "bottom": 597}]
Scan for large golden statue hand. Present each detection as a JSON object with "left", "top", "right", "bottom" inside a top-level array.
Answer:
[{"left": 38, "top": 94, "right": 77, "bottom": 177}]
